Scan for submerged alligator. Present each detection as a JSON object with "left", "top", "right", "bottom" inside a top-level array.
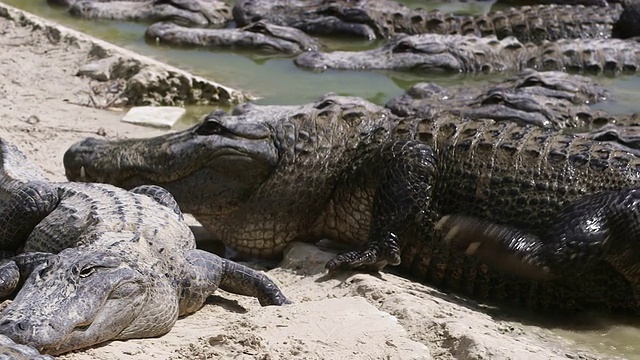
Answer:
[
  {"left": 67, "top": 0, "right": 231, "bottom": 27},
  {"left": 295, "top": 34, "right": 640, "bottom": 74},
  {"left": 233, "top": 0, "right": 621, "bottom": 43},
  {"left": 146, "top": 20, "right": 319, "bottom": 54},
  {"left": 64, "top": 94, "right": 640, "bottom": 314},
  {"left": 386, "top": 69, "right": 610, "bottom": 129},
  {"left": 295, "top": 33, "right": 640, "bottom": 74},
  {"left": 0, "top": 139, "right": 288, "bottom": 355}
]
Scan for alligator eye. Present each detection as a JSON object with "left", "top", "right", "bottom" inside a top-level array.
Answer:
[
  {"left": 519, "top": 76, "right": 542, "bottom": 88},
  {"left": 79, "top": 266, "right": 96, "bottom": 278},
  {"left": 315, "top": 99, "right": 336, "bottom": 110},
  {"left": 196, "top": 120, "right": 230, "bottom": 136},
  {"left": 481, "top": 93, "right": 505, "bottom": 105},
  {"left": 392, "top": 41, "right": 415, "bottom": 53}
]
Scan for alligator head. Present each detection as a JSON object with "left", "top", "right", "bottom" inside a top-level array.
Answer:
[
  {"left": 145, "top": 20, "right": 319, "bottom": 54},
  {"left": 295, "top": 33, "right": 524, "bottom": 72},
  {"left": 64, "top": 95, "right": 393, "bottom": 255},
  {"left": 385, "top": 69, "right": 609, "bottom": 129},
  {"left": 64, "top": 108, "right": 280, "bottom": 221},
  {"left": 69, "top": 0, "right": 232, "bottom": 27},
  {"left": 233, "top": 0, "right": 417, "bottom": 39},
  {"left": 0, "top": 233, "right": 176, "bottom": 355}
]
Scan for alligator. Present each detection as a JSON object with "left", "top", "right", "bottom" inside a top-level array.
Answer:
[
  {"left": 233, "top": 0, "right": 622, "bottom": 43},
  {"left": 0, "top": 335, "right": 53, "bottom": 360},
  {"left": 64, "top": 94, "right": 640, "bottom": 314},
  {"left": 494, "top": 0, "right": 617, "bottom": 7},
  {"left": 0, "top": 138, "right": 289, "bottom": 355},
  {"left": 295, "top": 33, "right": 640, "bottom": 74},
  {"left": 66, "top": 0, "right": 231, "bottom": 27},
  {"left": 385, "top": 69, "right": 610, "bottom": 129},
  {"left": 145, "top": 20, "right": 319, "bottom": 55}
]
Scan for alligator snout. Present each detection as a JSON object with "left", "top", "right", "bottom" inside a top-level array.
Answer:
[
  {"left": 63, "top": 137, "right": 107, "bottom": 182},
  {"left": 0, "top": 318, "right": 34, "bottom": 345},
  {"left": 294, "top": 51, "right": 329, "bottom": 71}
]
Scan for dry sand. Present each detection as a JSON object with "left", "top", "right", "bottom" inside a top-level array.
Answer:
[{"left": 0, "top": 3, "right": 631, "bottom": 360}]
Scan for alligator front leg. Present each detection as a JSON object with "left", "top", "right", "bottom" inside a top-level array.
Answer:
[
  {"left": 437, "top": 189, "right": 640, "bottom": 296},
  {"left": 0, "top": 252, "right": 54, "bottom": 298},
  {"left": 326, "top": 140, "right": 438, "bottom": 272},
  {"left": 178, "top": 249, "right": 290, "bottom": 314}
]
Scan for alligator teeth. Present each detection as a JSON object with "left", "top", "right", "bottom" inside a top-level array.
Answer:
[{"left": 80, "top": 166, "right": 86, "bottom": 179}]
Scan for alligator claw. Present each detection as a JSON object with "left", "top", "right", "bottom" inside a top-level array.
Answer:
[
  {"left": 437, "top": 215, "right": 555, "bottom": 281},
  {"left": 325, "top": 233, "right": 401, "bottom": 273}
]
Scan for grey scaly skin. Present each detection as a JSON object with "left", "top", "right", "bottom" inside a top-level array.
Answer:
[
  {"left": 145, "top": 20, "right": 320, "bottom": 55},
  {"left": 0, "top": 139, "right": 289, "bottom": 356},
  {"left": 294, "top": 33, "right": 640, "bottom": 75},
  {"left": 64, "top": 94, "right": 640, "bottom": 314},
  {"left": 385, "top": 69, "right": 610, "bottom": 129},
  {"left": 233, "top": 0, "right": 620, "bottom": 42},
  {"left": 67, "top": 0, "right": 232, "bottom": 27},
  {"left": 0, "top": 335, "right": 53, "bottom": 360}
]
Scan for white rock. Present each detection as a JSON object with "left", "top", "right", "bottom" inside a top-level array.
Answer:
[{"left": 121, "top": 106, "right": 185, "bottom": 129}]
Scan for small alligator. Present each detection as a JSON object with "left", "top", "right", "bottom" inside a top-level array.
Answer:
[
  {"left": 145, "top": 20, "right": 319, "bottom": 54},
  {"left": 67, "top": 0, "right": 232, "bottom": 27},
  {"left": 295, "top": 33, "right": 640, "bottom": 74},
  {"left": 64, "top": 94, "right": 640, "bottom": 314},
  {"left": 0, "top": 138, "right": 289, "bottom": 355},
  {"left": 386, "top": 69, "right": 610, "bottom": 129},
  {"left": 233, "top": 0, "right": 621, "bottom": 43}
]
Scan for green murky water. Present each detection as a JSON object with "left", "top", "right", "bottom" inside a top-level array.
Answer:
[{"left": 2, "top": 0, "right": 640, "bottom": 358}]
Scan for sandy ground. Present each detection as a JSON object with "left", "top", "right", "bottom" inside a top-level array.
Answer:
[{"left": 0, "top": 3, "right": 632, "bottom": 360}]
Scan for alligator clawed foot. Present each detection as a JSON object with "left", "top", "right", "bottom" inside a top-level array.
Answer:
[
  {"left": 0, "top": 260, "right": 19, "bottom": 298},
  {"left": 325, "top": 233, "right": 401, "bottom": 273},
  {"left": 436, "top": 215, "right": 490, "bottom": 255},
  {"left": 436, "top": 215, "right": 555, "bottom": 281}
]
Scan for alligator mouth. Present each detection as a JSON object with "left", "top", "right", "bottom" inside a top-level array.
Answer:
[
  {"left": 43, "top": 319, "right": 93, "bottom": 354},
  {"left": 74, "top": 146, "right": 260, "bottom": 186}
]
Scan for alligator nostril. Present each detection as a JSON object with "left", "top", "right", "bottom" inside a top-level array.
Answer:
[
  {"left": 0, "top": 319, "right": 30, "bottom": 333},
  {"left": 16, "top": 321, "right": 27, "bottom": 332}
]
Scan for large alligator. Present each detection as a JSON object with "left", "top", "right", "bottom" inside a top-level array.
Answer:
[
  {"left": 145, "top": 20, "right": 320, "bottom": 55},
  {"left": 64, "top": 94, "right": 640, "bottom": 314},
  {"left": 66, "top": 0, "right": 231, "bottom": 27},
  {"left": 295, "top": 33, "right": 640, "bottom": 74},
  {"left": 233, "top": 0, "right": 622, "bottom": 42},
  {"left": 385, "top": 69, "right": 610, "bottom": 129},
  {"left": 0, "top": 138, "right": 289, "bottom": 355}
]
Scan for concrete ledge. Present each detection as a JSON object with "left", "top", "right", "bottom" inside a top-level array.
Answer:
[{"left": 0, "top": 2, "right": 254, "bottom": 106}]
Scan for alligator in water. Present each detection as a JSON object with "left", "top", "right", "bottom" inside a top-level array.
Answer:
[
  {"left": 64, "top": 94, "right": 640, "bottom": 315},
  {"left": 0, "top": 138, "right": 289, "bottom": 355},
  {"left": 146, "top": 20, "right": 319, "bottom": 54},
  {"left": 234, "top": 0, "right": 623, "bottom": 42},
  {"left": 66, "top": 0, "right": 231, "bottom": 27},
  {"left": 295, "top": 33, "right": 640, "bottom": 74},
  {"left": 385, "top": 69, "right": 610, "bottom": 129}
]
